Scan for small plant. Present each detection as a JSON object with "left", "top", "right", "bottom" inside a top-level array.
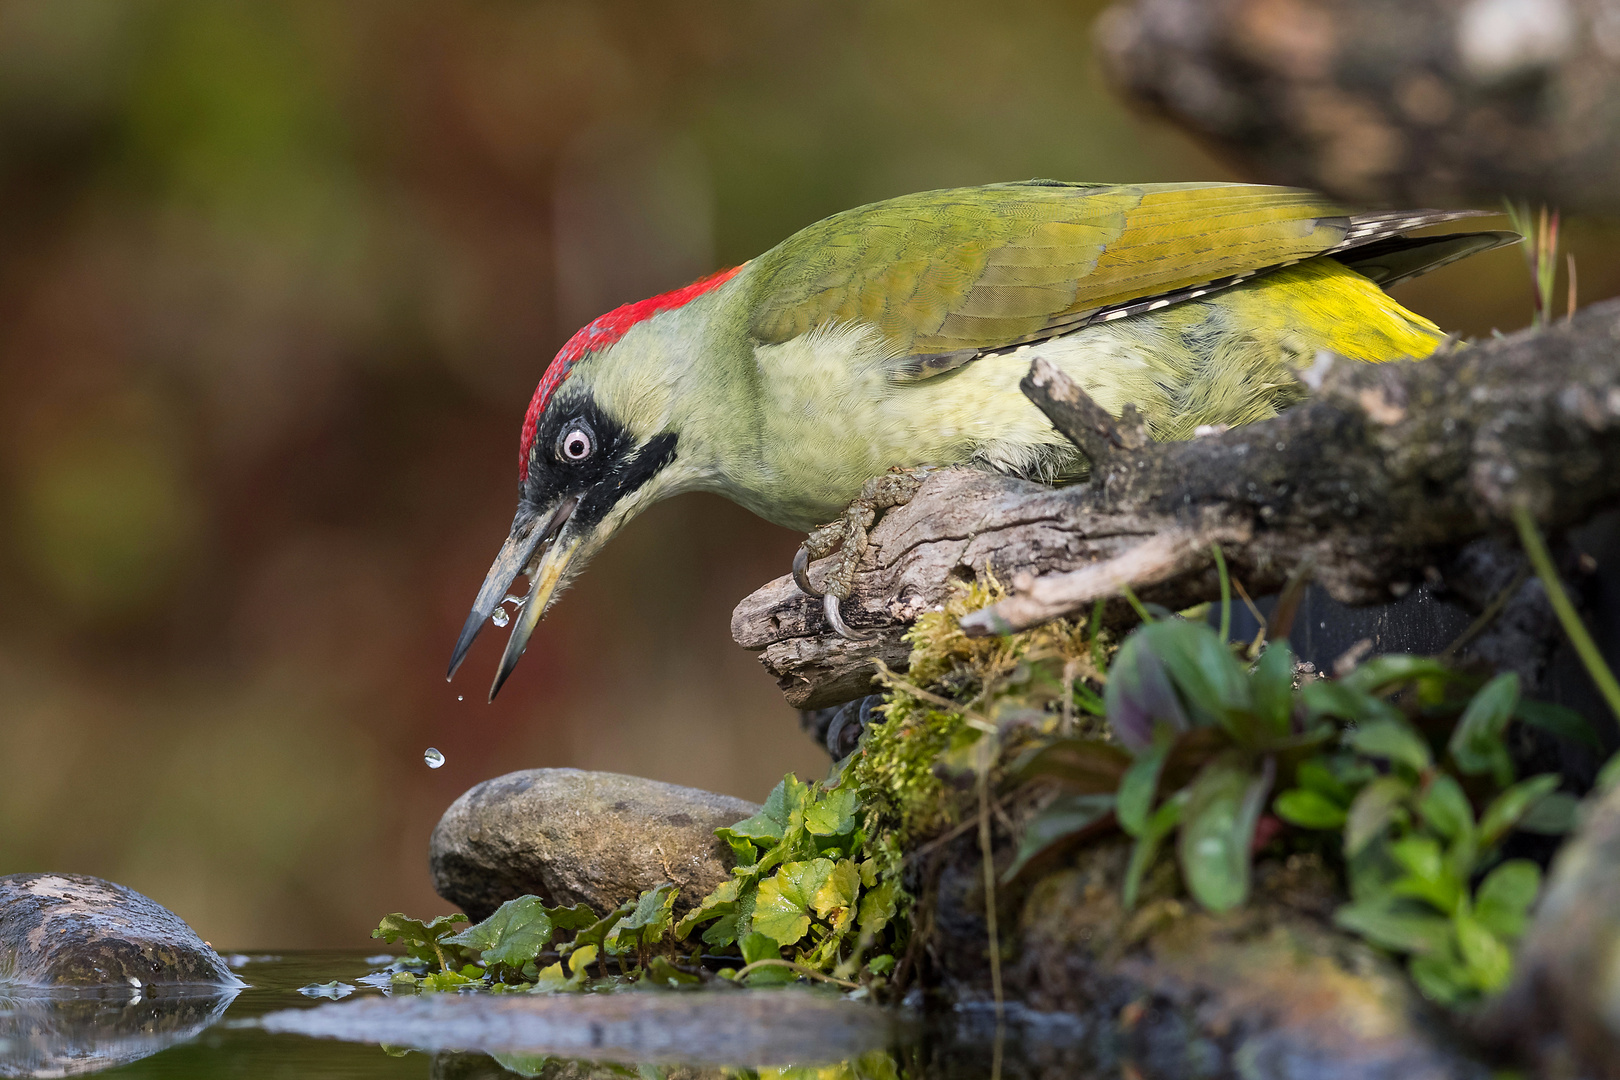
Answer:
[
  {"left": 1504, "top": 201, "right": 1575, "bottom": 327},
  {"left": 1012, "top": 612, "right": 1593, "bottom": 1006},
  {"left": 370, "top": 777, "right": 905, "bottom": 993}
]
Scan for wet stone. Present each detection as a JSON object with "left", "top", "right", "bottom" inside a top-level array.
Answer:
[
  {"left": 430, "top": 769, "right": 759, "bottom": 920},
  {"left": 0, "top": 872, "right": 240, "bottom": 990}
]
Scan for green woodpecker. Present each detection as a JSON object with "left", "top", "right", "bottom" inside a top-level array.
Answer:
[{"left": 447, "top": 181, "right": 1512, "bottom": 700}]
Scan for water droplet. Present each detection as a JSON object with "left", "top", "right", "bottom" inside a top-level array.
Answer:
[
  {"left": 424, "top": 747, "right": 445, "bottom": 769},
  {"left": 491, "top": 607, "right": 510, "bottom": 628},
  {"left": 503, "top": 593, "right": 527, "bottom": 608},
  {"left": 457, "top": 695, "right": 463, "bottom": 702}
]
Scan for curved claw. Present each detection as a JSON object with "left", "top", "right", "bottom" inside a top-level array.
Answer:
[
  {"left": 824, "top": 593, "right": 873, "bottom": 642},
  {"left": 793, "top": 545, "right": 823, "bottom": 598}
]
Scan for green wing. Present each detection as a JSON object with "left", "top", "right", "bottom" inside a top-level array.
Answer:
[{"left": 744, "top": 181, "right": 1366, "bottom": 365}]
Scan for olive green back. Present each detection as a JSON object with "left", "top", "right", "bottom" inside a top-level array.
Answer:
[{"left": 743, "top": 181, "right": 1359, "bottom": 358}]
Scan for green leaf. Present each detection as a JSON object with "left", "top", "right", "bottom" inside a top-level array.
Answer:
[
  {"left": 1106, "top": 628, "right": 1190, "bottom": 751},
  {"left": 1178, "top": 753, "right": 1269, "bottom": 913},
  {"left": 1252, "top": 641, "right": 1297, "bottom": 738},
  {"left": 867, "top": 954, "right": 896, "bottom": 975},
  {"left": 443, "top": 896, "right": 555, "bottom": 969},
  {"left": 489, "top": 1052, "right": 552, "bottom": 1077},
  {"left": 371, "top": 912, "right": 471, "bottom": 967},
  {"left": 1417, "top": 775, "right": 1474, "bottom": 842},
  {"left": 1513, "top": 698, "right": 1603, "bottom": 750},
  {"left": 572, "top": 902, "right": 633, "bottom": 952},
  {"left": 1518, "top": 791, "right": 1578, "bottom": 834},
  {"left": 702, "top": 889, "right": 755, "bottom": 949},
  {"left": 718, "top": 775, "right": 807, "bottom": 850},
  {"left": 1387, "top": 835, "right": 1462, "bottom": 912},
  {"left": 604, "top": 883, "right": 678, "bottom": 955},
  {"left": 804, "top": 786, "right": 859, "bottom": 837},
  {"left": 532, "top": 943, "right": 596, "bottom": 992},
  {"left": 1479, "top": 773, "right": 1561, "bottom": 846},
  {"left": 1123, "top": 790, "right": 1187, "bottom": 910},
  {"left": 543, "top": 904, "right": 599, "bottom": 932},
  {"left": 1348, "top": 718, "right": 1433, "bottom": 774},
  {"left": 644, "top": 956, "right": 700, "bottom": 986},
  {"left": 1339, "top": 655, "right": 1453, "bottom": 696},
  {"left": 1474, "top": 859, "right": 1541, "bottom": 942},
  {"left": 673, "top": 878, "right": 741, "bottom": 941},
  {"left": 1335, "top": 900, "right": 1453, "bottom": 954},
  {"left": 371, "top": 912, "right": 467, "bottom": 947},
  {"left": 418, "top": 969, "right": 477, "bottom": 991},
  {"left": 1002, "top": 793, "right": 1116, "bottom": 881},
  {"left": 856, "top": 876, "right": 901, "bottom": 942},
  {"left": 1148, "top": 619, "right": 1253, "bottom": 729},
  {"left": 737, "top": 932, "right": 794, "bottom": 985},
  {"left": 1599, "top": 749, "right": 1620, "bottom": 792},
  {"left": 1117, "top": 741, "right": 1170, "bottom": 837},
  {"left": 1295, "top": 757, "right": 1351, "bottom": 804},
  {"left": 1409, "top": 951, "right": 1474, "bottom": 1006},
  {"left": 739, "top": 931, "right": 780, "bottom": 965},
  {"left": 1072, "top": 680, "right": 1106, "bottom": 716},
  {"left": 1345, "top": 775, "right": 1412, "bottom": 856},
  {"left": 811, "top": 859, "right": 861, "bottom": 931},
  {"left": 1454, "top": 909, "right": 1513, "bottom": 992},
  {"left": 1449, "top": 673, "right": 1521, "bottom": 785},
  {"left": 1302, "top": 680, "right": 1405, "bottom": 726},
  {"left": 752, "top": 859, "right": 834, "bottom": 947},
  {"left": 1274, "top": 788, "right": 1347, "bottom": 830}
]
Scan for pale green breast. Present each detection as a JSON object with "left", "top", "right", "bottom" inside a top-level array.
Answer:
[{"left": 720, "top": 258, "right": 1443, "bottom": 530}]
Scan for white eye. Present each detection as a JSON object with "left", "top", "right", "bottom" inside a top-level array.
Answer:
[{"left": 558, "top": 422, "right": 594, "bottom": 462}]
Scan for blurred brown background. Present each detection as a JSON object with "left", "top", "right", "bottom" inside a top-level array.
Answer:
[{"left": 1, "top": 0, "right": 1616, "bottom": 949}]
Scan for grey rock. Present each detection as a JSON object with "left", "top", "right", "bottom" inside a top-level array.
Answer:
[
  {"left": 430, "top": 769, "right": 758, "bottom": 921},
  {"left": 0, "top": 872, "right": 240, "bottom": 990}
]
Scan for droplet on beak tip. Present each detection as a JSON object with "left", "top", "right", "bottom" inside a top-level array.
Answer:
[
  {"left": 491, "top": 607, "right": 510, "bottom": 628},
  {"left": 424, "top": 747, "right": 445, "bottom": 769}
]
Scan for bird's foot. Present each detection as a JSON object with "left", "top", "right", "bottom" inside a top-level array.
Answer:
[{"left": 793, "top": 469, "right": 927, "bottom": 641}]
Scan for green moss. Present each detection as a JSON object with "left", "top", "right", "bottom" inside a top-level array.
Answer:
[{"left": 845, "top": 571, "right": 1110, "bottom": 846}]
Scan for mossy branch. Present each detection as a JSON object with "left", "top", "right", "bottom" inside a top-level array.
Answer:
[{"left": 735, "top": 300, "right": 1620, "bottom": 709}]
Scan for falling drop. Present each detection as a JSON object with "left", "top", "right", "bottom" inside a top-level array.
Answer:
[
  {"left": 491, "top": 607, "right": 510, "bottom": 628},
  {"left": 457, "top": 695, "right": 463, "bottom": 702},
  {"left": 424, "top": 747, "right": 445, "bottom": 769}
]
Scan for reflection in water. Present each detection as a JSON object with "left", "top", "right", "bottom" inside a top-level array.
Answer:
[{"left": 0, "top": 988, "right": 236, "bottom": 1078}]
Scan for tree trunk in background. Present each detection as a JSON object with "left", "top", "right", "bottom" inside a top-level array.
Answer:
[{"left": 1097, "top": 0, "right": 1620, "bottom": 213}]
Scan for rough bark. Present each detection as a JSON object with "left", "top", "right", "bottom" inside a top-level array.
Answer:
[
  {"left": 1095, "top": 0, "right": 1620, "bottom": 213},
  {"left": 732, "top": 299, "right": 1620, "bottom": 710}
]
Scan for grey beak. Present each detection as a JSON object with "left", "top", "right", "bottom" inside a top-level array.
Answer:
[{"left": 446, "top": 498, "right": 575, "bottom": 684}]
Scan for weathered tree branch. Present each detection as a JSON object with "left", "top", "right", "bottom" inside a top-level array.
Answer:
[
  {"left": 732, "top": 300, "right": 1620, "bottom": 710},
  {"left": 1096, "top": 0, "right": 1620, "bottom": 213}
]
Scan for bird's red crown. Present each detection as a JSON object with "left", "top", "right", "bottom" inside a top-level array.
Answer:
[{"left": 518, "top": 265, "right": 744, "bottom": 480}]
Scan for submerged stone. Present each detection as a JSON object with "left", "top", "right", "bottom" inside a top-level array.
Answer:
[
  {"left": 430, "top": 769, "right": 759, "bottom": 920},
  {"left": 256, "top": 989, "right": 898, "bottom": 1068},
  {"left": 0, "top": 872, "right": 240, "bottom": 991}
]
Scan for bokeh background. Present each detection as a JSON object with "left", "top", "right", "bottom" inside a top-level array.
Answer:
[{"left": 3, "top": 0, "right": 1618, "bottom": 949}]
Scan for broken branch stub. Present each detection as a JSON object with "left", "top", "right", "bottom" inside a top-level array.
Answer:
[{"left": 732, "top": 301, "right": 1620, "bottom": 710}]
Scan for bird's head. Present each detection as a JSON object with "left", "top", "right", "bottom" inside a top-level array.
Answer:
[{"left": 448, "top": 265, "right": 744, "bottom": 700}]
